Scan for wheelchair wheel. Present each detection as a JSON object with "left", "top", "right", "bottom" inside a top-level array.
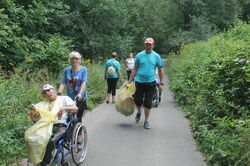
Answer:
[{"left": 71, "top": 122, "right": 87, "bottom": 165}]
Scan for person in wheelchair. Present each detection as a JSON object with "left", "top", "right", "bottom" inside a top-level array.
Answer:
[{"left": 28, "top": 84, "right": 78, "bottom": 166}]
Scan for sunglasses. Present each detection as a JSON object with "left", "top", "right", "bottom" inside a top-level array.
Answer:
[{"left": 70, "top": 57, "right": 80, "bottom": 60}]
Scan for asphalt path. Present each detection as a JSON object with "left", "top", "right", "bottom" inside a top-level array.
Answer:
[{"left": 73, "top": 80, "right": 207, "bottom": 166}]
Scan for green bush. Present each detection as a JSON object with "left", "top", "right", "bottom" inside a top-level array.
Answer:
[
  {"left": 0, "top": 70, "right": 45, "bottom": 165},
  {"left": 166, "top": 22, "right": 250, "bottom": 165}
]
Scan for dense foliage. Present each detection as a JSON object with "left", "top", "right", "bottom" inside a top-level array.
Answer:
[
  {"left": 0, "top": 0, "right": 249, "bottom": 165},
  {"left": 166, "top": 23, "right": 250, "bottom": 166},
  {"left": 0, "top": 0, "right": 249, "bottom": 75}
]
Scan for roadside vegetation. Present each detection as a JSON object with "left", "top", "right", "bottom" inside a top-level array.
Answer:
[
  {"left": 166, "top": 23, "right": 250, "bottom": 166},
  {"left": 0, "top": 0, "right": 249, "bottom": 165}
]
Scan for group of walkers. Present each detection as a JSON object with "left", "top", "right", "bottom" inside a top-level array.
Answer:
[
  {"left": 27, "top": 37, "right": 164, "bottom": 165},
  {"left": 104, "top": 37, "right": 164, "bottom": 129}
]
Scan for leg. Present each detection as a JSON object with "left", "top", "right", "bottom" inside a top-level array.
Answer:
[
  {"left": 134, "top": 82, "right": 144, "bottom": 122},
  {"left": 143, "top": 82, "right": 156, "bottom": 129},
  {"left": 111, "top": 78, "right": 118, "bottom": 103},
  {"left": 127, "top": 70, "right": 131, "bottom": 81},
  {"left": 144, "top": 107, "right": 151, "bottom": 121},
  {"left": 106, "top": 79, "right": 112, "bottom": 103},
  {"left": 76, "top": 100, "right": 87, "bottom": 122},
  {"left": 41, "top": 125, "right": 66, "bottom": 165},
  {"left": 41, "top": 140, "right": 54, "bottom": 165}
]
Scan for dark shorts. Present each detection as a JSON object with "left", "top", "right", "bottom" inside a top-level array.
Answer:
[{"left": 134, "top": 81, "right": 156, "bottom": 109}]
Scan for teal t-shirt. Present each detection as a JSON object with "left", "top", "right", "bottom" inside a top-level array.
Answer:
[
  {"left": 135, "top": 50, "right": 163, "bottom": 83},
  {"left": 105, "top": 59, "right": 121, "bottom": 78}
]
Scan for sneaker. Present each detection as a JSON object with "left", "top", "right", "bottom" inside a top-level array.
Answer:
[
  {"left": 144, "top": 121, "right": 150, "bottom": 129},
  {"left": 135, "top": 112, "right": 141, "bottom": 123}
]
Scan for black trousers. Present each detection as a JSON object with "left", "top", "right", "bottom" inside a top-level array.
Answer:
[
  {"left": 42, "top": 123, "right": 66, "bottom": 164},
  {"left": 126, "top": 70, "right": 132, "bottom": 80},
  {"left": 76, "top": 100, "right": 87, "bottom": 122},
  {"left": 107, "top": 78, "right": 118, "bottom": 96}
]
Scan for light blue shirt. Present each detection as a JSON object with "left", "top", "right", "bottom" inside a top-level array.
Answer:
[
  {"left": 105, "top": 59, "right": 121, "bottom": 79},
  {"left": 135, "top": 50, "right": 163, "bottom": 83},
  {"left": 62, "top": 67, "right": 88, "bottom": 100}
]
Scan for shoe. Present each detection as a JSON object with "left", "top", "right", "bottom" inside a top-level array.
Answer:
[
  {"left": 159, "top": 96, "right": 161, "bottom": 102},
  {"left": 144, "top": 121, "right": 150, "bottom": 129},
  {"left": 106, "top": 100, "right": 109, "bottom": 104},
  {"left": 135, "top": 112, "right": 141, "bottom": 123}
]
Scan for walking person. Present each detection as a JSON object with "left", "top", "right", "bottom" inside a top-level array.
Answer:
[
  {"left": 58, "top": 51, "right": 88, "bottom": 122},
  {"left": 127, "top": 37, "right": 164, "bottom": 129},
  {"left": 125, "top": 53, "right": 135, "bottom": 81},
  {"left": 104, "top": 52, "right": 122, "bottom": 104}
]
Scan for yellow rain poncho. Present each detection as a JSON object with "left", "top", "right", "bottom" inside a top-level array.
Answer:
[
  {"left": 115, "top": 84, "right": 136, "bottom": 116},
  {"left": 25, "top": 97, "right": 62, "bottom": 164}
]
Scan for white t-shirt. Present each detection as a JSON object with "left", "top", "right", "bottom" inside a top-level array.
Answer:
[
  {"left": 126, "top": 58, "right": 135, "bottom": 70},
  {"left": 53, "top": 96, "right": 75, "bottom": 124}
]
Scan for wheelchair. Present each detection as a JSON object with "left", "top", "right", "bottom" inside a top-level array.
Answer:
[{"left": 49, "top": 111, "right": 88, "bottom": 166}]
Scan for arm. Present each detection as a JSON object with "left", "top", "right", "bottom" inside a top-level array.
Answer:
[
  {"left": 58, "top": 68, "right": 67, "bottom": 94},
  {"left": 104, "top": 68, "right": 107, "bottom": 80},
  {"left": 28, "top": 104, "right": 40, "bottom": 122},
  {"left": 117, "top": 62, "right": 122, "bottom": 79},
  {"left": 158, "top": 67, "right": 164, "bottom": 92},
  {"left": 58, "top": 83, "right": 66, "bottom": 94},
  {"left": 117, "top": 70, "right": 122, "bottom": 79},
  {"left": 61, "top": 104, "right": 78, "bottom": 112},
  {"left": 127, "top": 64, "right": 138, "bottom": 84},
  {"left": 76, "top": 82, "right": 86, "bottom": 100},
  {"left": 57, "top": 101, "right": 78, "bottom": 119}
]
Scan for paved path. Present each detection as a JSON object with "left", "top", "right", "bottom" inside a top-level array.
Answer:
[{"left": 76, "top": 80, "right": 207, "bottom": 166}]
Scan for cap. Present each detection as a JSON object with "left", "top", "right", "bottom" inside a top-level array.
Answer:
[
  {"left": 145, "top": 37, "right": 155, "bottom": 44},
  {"left": 42, "top": 84, "right": 54, "bottom": 91}
]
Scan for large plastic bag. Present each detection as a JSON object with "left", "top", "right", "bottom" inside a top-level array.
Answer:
[
  {"left": 25, "top": 97, "right": 61, "bottom": 164},
  {"left": 115, "top": 84, "right": 136, "bottom": 116}
]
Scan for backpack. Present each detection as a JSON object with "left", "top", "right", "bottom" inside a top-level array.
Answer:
[{"left": 107, "top": 62, "right": 116, "bottom": 75}]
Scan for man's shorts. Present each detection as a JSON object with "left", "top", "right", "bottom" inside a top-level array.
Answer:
[{"left": 134, "top": 81, "right": 156, "bottom": 109}]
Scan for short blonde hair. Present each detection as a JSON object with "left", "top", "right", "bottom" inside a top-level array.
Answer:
[{"left": 69, "top": 51, "right": 81, "bottom": 59}]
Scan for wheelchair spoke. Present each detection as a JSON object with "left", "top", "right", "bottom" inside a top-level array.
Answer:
[{"left": 71, "top": 122, "right": 88, "bottom": 165}]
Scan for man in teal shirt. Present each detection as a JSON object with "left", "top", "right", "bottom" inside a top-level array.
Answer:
[{"left": 127, "top": 37, "right": 164, "bottom": 129}]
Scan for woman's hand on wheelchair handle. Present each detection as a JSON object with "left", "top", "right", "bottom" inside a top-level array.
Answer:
[{"left": 76, "top": 94, "right": 83, "bottom": 101}]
